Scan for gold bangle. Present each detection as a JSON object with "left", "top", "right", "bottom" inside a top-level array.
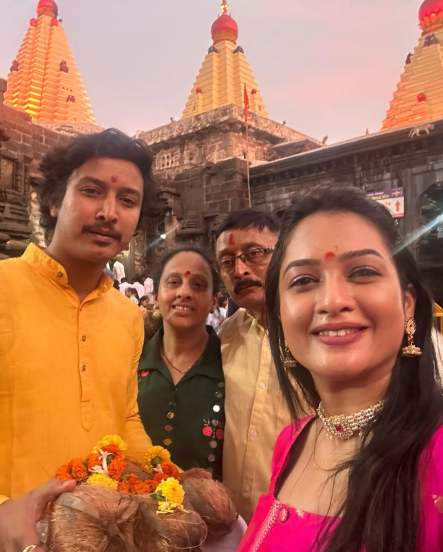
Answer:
[{"left": 22, "top": 546, "right": 39, "bottom": 552}]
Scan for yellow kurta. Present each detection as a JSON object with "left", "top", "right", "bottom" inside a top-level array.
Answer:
[
  {"left": 219, "top": 308, "right": 293, "bottom": 522},
  {"left": 0, "top": 244, "right": 150, "bottom": 500}
]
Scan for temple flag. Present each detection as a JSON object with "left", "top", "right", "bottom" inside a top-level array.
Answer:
[{"left": 243, "top": 84, "right": 249, "bottom": 125}]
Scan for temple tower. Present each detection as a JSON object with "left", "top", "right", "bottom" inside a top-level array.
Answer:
[
  {"left": 182, "top": 0, "right": 268, "bottom": 119},
  {"left": 382, "top": 0, "right": 443, "bottom": 129},
  {"left": 4, "top": 0, "right": 96, "bottom": 127}
]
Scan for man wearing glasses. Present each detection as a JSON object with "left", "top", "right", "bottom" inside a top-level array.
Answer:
[{"left": 215, "top": 209, "right": 293, "bottom": 522}]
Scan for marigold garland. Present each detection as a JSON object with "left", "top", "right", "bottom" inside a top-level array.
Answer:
[{"left": 55, "top": 435, "right": 183, "bottom": 514}]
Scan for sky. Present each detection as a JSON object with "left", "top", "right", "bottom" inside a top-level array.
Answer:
[{"left": 0, "top": 0, "right": 423, "bottom": 144}]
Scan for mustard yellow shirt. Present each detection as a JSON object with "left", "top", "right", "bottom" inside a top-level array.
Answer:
[
  {"left": 219, "top": 308, "right": 293, "bottom": 522},
  {"left": 0, "top": 244, "right": 150, "bottom": 500}
]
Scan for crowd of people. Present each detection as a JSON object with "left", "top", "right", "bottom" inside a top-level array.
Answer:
[{"left": 0, "top": 128, "right": 443, "bottom": 552}]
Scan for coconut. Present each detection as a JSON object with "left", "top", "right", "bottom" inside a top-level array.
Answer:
[
  {"left": 149, "top": 508, "right": 208, "bottom": 551},
  {"left": 47, "top": 485, "right": 153, "bottom": 552},
  {"left": 181, "top": 473, "right": 237, "bottom": 538}
]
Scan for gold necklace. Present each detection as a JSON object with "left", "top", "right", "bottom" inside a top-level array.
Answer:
[{"left": 316, "top": 400, "right": 384, "bottom": 441}]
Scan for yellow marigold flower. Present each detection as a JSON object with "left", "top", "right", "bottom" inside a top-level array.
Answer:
[
  {"left": 144, "top": 446, "right": 171, "bottom": 470},
  {"left": 92, "top": 435, "right": 127, "bottom": 455},
  {"left": 156, "top": 477, "right": 185, "bottom": 507},
  {"left": 87, "top": 473, "right": 118, "bottom": 490}
]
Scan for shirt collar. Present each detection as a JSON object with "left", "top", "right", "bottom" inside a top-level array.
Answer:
[
  {"left": 240, "top": 307, "right": 267, "bottom": 336},
  {"left": 139, "top": 326, "right": 222, "bottom": 381},
  {"left": 22, "top": 243, "right": 113, "bottom": 295}
]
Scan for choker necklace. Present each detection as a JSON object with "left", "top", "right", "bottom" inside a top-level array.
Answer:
[{"left": 316, "top": 400, "right": 384, "bottom": 441}]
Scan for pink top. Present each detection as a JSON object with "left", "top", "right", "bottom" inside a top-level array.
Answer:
[{"left": 238, "top": 417, "right": 443, "bottom": 552}]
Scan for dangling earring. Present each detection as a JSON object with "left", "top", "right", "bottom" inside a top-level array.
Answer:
[
  {"left": 401, "top": 318, "right": 422, "bottom": 358},
  {"left": 283, "top": 345, "right": 298, "bottom": 369}
]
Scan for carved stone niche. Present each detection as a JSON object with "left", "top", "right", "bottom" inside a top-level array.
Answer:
[{"left": 0, "top": 189, "right": 32, "bottom": 260}]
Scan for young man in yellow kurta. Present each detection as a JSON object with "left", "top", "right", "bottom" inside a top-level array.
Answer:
[{"left": 0, "top": 129, "right": 155, "bottom": 551}]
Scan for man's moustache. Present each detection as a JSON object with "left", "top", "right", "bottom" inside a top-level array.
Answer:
[
  {"left": 234, "top": 280, "right": 262, "bottom": 294},
  {"left": 82, "top": 225, "right": 122, "bottom": 241}
]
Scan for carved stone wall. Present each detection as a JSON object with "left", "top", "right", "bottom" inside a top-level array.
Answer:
[{"left": 0, "top": 78, "right": 70, "bottom": 258}]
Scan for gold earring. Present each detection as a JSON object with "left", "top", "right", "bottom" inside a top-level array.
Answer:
[
  {"left": 283, "top": 345, "right": 297, "bottom": 369},
  {"left": 401, "top": 318, "right": 422, "bottom": 358}
]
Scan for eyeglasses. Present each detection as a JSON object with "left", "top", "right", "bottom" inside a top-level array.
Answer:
[{"left": 218, "top": 246, "right": 274, "bottom": 273}]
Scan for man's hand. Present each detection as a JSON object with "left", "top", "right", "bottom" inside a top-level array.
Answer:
[{"left": 0, "top": 479, "right": 76, "bottom": 552}]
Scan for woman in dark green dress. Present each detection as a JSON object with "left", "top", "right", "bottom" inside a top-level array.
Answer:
[{"left": 138, "top": 247, "right": 225, "bottom": 479}]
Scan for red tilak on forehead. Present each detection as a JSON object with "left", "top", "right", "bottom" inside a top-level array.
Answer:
[
  {"left": 111, "top": 175, "right": 118, "bottom": 183},
  {"left": 184, "top": 270, "right": 191, "bottom": 277},
  {"left": 324, "top": 251, "right": 336, "bottom": 261},
  {"left": 228, "top": 233, "right": 235, "bottom": 246}
]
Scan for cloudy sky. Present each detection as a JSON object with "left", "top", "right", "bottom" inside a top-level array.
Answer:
[{"left": 0, "top": 0, "right": 422, "bottom": 143}]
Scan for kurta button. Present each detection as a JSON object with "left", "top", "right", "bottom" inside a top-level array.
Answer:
[
  {"left": 81, "top": 335, "right": 86, "bottom": 342},
  {"left": 279, "top": 507, "right": 290, "bottom": 523},
  {"left": 82, "top": 364, "right": 86, "bottom": 372}
]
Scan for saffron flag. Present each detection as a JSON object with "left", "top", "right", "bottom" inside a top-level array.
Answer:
[{"left": 243, "top": 84, "right": 249, "bottom": 125}]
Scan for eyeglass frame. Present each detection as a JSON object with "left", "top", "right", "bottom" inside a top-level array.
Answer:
[{"left": 217, "top": 246, "right": 275, "bottom": 273}]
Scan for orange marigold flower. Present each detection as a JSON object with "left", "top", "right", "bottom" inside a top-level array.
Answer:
[
  {"left": 159, "top": 462, "right": 180, "bottom": 479},
  {"left": 118, "top": 481, "right": 130, "bottom": 493},
  {"left": 69, "top": 458, "right": 88, "bottom": 481},
  {"left": 131, "top": 479, "right": 157, "bottom": 495},
  {"left": 55, "top": 464, "right": 71, "bottom": 481},
  {"left": 108, "top": 456, "right": 126, "bottom": 480},
  {"left": 87, "top": 453, "right": 101, "bottom": 472}
]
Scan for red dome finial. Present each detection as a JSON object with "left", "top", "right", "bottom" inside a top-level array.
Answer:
[
  {"left": 37, "top": 0, "right": 58, "bottom": 18},
  {"left": 211, "top": 2, "right": 238, "bottom": 44},
  {"left": 419, "top": 0, "right": 443, "bottom": 31}
]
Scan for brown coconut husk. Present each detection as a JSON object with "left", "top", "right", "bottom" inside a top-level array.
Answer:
[
  {"left": 145, "top": 507, "right": 208, "bottom": 551},
  {"left": 180, "top": 470, "right": 237, "bottom": 538},
  {"left": 46, "top": 485, "right": 209, "bottom": 552},
  {"left": 47, "top": 485, "right": 160, "bottom": 552}
]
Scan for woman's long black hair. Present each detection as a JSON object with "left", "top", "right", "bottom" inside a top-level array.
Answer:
[{"left": 265, "top": 185, "right": 443, "bottom": 552}]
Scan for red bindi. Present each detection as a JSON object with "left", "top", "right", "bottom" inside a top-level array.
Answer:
[
  {"left": 324, "top": 251, "right": 336, "bottom": 261},
  {"left": 228, "top": 233, "right": 235, "bottom": 246},
  {"left": 111, "top": 175, "right": 118, "bottom": 183},
  {"left": 184, "top": 270, "right": 191, "bottom": 277}
]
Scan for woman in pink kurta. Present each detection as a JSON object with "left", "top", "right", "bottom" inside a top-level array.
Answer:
[
  {"left": 239, "top": 418, "right": 443, "bottom": 551},
  {"left": 239, "top": 186, "right": 443, "bottom": 552}
]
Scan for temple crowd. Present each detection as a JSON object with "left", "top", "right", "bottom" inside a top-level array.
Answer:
[{"left": 1, "top": 129, "right": 443, "bottom": 552}]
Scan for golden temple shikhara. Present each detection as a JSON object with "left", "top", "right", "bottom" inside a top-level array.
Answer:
[
  {"left": 182, "top": 0, "right": 268, "bottom": 119},
  {"left": 382, "top": 0, "right": 443, "bottom": 130},
  {"left": 4, "top": 0, "right": 96, "bottom": 127}
]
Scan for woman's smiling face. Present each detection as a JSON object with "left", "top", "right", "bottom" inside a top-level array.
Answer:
[
  {"left": 157, "top": 251, "right": 215, "bottom": 331},
  {"left": 279, "top": 211, "right": 415, "bottom": 387}
]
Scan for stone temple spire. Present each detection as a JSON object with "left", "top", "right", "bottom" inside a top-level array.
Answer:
[
  {"left": 181, "top": 1, "right": 268, "bottom": 119},
  {"left": 382, "top": 0, "right": 443, "bottom": 130},
  {"left": 4, "top": 0, "right": 96, "bottom": 127}
]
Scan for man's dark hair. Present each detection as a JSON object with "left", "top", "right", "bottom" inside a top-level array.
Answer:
[
  {"left": 214, "top": 208, "right": 279, "bottom": 240},
  {"left": 37, "top": 128, "right": 158, "bottom": 242}
]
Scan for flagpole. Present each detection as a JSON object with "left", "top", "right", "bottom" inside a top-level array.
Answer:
[{"left": 246, "top": 123, "right": 251, "bottom": 208}]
